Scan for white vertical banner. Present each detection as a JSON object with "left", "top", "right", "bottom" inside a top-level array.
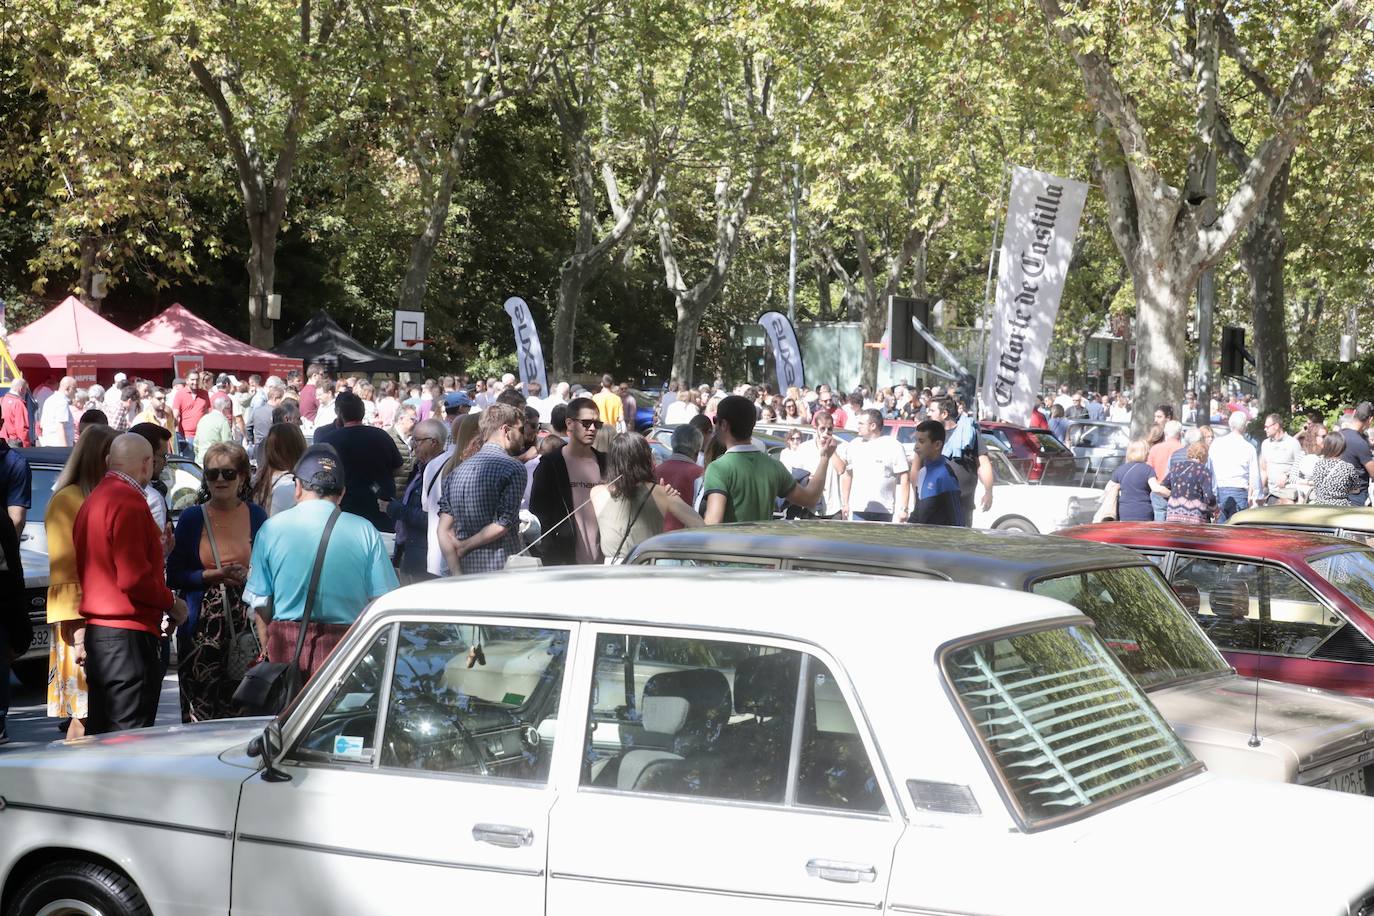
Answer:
[
  {"left": 982, "top": 166, "right": 1089, "bottom": 425},
  {"left": 758, "top": 310, "right": 805, "bottom": 391},
  {"left": 503, "top": 296, "right": 548, "bottom": 396}
]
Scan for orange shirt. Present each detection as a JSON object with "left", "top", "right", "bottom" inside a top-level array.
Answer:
[{"left": 1147, "top": 440, "right": 1177, "bottom": 481}]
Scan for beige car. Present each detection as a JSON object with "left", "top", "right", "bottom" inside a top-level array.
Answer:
[{"left": 1230, "top": 504, "right": 1374, "bottom": 548}]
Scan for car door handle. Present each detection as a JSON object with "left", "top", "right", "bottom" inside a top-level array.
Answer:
[
  {"left": 806, "top": 858, "right": 877, "bottom": 883},
  {"left": 472, "top": 823, "right": 534, "bottom": 848}
]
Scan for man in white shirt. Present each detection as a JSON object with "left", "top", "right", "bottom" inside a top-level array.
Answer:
[
  {"left": 777, "top": 416, "right": 844, "bottom": 518},
  {"left": 664, "top": 392, "right": 700, "bottom": 425},
  {"left": 103, "top": 372, "right": 128, "bottom": 416},
  {"left": 835, "top": 409, "right": 910, "bottom": 522},
  {"left": 1259, "top": 413, "right": 1304, "bottom": 504},
  {"left": 38, "top": 375, "right": 76, "bottom": 446},
  {"left": 1209, "top": 411, "right": 1260, "bottom": 522}
]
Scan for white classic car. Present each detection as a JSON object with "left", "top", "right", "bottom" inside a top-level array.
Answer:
[
  {"left": 972, "top": 439, "right": 1103, "bottom": 533},
  {"left": 3, "top": 570, "right": 1374, "bottom": 916}
]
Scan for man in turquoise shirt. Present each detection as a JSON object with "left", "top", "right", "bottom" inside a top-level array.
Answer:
[{"left": 245, "top": 444, "right": 399, "bottom": 677}]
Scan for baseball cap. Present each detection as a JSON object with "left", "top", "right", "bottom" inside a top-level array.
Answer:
[
  {"left": 295, "top": 443, "right": 345, "bottom": 492},
  {"left": 444, "top": 391, "right": 473, "bottom": 410},
  {"left": 113, "top": 372, "right": 127, "bottom": 383}
]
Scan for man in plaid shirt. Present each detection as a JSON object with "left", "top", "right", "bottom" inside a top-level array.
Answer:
[{"left": 438, "top": 403, "right": 529, "bottom": 574}]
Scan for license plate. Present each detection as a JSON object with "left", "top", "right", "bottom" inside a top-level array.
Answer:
[{"left": 1326, "top": 767, "right": 1368, "bottom": 796}]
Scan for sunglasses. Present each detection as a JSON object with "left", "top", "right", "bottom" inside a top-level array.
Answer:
[
  {"left": 572, "top": 418, "right": 603, "bottom": 430},
  {"left": 205, "top": 468, "right": 240, "bottom": 482},
  {"left": 412, "top": 436, "right": 439, "bottom": 445}
]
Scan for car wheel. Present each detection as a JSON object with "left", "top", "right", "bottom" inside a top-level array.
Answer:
[
  {"left": 10, "top": 860, "right": 151, "bottom": 916},
  {"left": 993, "top": 516, "right": 1039, "bottom": 535}
]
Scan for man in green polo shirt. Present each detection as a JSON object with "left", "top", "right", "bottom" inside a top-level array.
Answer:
[{"left": 702, "top": 395, "right": 835, "bottom": 523}]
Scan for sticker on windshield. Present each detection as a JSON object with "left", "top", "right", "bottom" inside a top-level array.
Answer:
[
  {"left": 334, "top": 735, "right": 365, "bottom": 757},
  {"left": 335, "top": 693, "right": 373, "bottom": 711}
]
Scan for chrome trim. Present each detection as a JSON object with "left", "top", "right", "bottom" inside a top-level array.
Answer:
[
  {"left": 549, "top": 871, "right": 881, "bottom": 909},
  {"left": 235, "top": 834, "right": 544, "bottom": 877},
  {"left": 573, "top": 785, "right": 891, "bottom": 822},
  {"left": 783, "top": 654, "right": 811, "bottom": 808},
  {"left": 1297, "top": 752, "right": 1374, "bottom": 786},
  {"left": 888, "top": 905, "right": 994, "bottom": 915},
  {"left": 369, "top": 622, "right": 400, "bottom": 768},
  {"left": 935, "top": 616, "right": 1206, "bottom": 834},
  {"left": 1, "top": 800, "right": 232, "bottom": 840}
]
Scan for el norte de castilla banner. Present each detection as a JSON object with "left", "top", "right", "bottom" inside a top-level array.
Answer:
[
  {"left": 503, "top": 296, "right": 548, "bottom": 397},
  {"left": 981, "top": 166, "right": 1089, "bottom": 426},
  {"left": 758, "top": 311, "right": 805, "bottom": 392}
]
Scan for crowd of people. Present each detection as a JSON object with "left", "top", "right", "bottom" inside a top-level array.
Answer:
[{"left": 5, "top": 358, "right": 1374, "bottom": 744}]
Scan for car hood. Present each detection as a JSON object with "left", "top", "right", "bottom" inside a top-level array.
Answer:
[
  {"left": 1151, "top": 675, "right": 1374, "bottom": 770},
  {"left": 20, "top": 546, "right": 48, "bottom": 582},
  {"left": 0, "top": 719, "right": 268, "bottom": 836}
]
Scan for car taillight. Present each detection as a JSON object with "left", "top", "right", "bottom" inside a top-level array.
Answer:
[{"left": 1030, "top": 458, "right": 1045, "bottom": 480}]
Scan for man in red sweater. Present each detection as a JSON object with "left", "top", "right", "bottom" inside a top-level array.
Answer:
[{"left": 74, "top": 433, "right": 188, "bottom": 734}]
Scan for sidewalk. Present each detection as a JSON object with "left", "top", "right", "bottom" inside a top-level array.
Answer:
[{"left": 2, "top": 672, "right": 184, "bottom": 752}]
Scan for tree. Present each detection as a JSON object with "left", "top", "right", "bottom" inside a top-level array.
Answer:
[
  {"left": 1036, "top": 0, "right": 1367, "bottom": 434},
  {"left": 167, "top": 0, "right": 353, "bottom": 347}
]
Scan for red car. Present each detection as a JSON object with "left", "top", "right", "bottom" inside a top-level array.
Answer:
[
  {"left": 980, "top": 420, "right": 1078, "bottom": 485},
  {"left": 1059, "top": 522, "right": 1374, "bottom": 698}
]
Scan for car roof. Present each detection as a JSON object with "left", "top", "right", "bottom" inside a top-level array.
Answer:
[
  {"left": 371, "top": 567, "right": 1086, "bottom": 655},
  {"left": 1058, "top": 521, "right": 1360, "bottom": 558},
  {"left": 628, "top": 520, "right": 1153, "bottom": 590},
  {"left": 1230, "top": 505, "right": 1374, "bottom": 533},
  {"left": 16, "top": 446, "right": 71, "bottom": 467}
]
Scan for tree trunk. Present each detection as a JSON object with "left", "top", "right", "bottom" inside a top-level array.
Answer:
[
  {"left": 246, "top": 220, "right": 278, "bottom": 349},
  {"left": 1240, "top": 157, "right": 1291, "bottom": 415},
  {"left": 1129, "top": 267, "right": 1191, "bottom": 438},
  {"left": 78, "top": 236, "right": 100, "bottom": 313},
  {"left": 553, "top": 262, "right": 586, "bottom": 382},
  {"left": 860, "top": 293, "right": 884, "bottom": 390},
  {"left": 397, "top": 148, "right": 466, "bottom": 313},
  {"left": 817, "top": 264, "right": 832, "bottom": 320},
  {"left": 669, "top": 296, "right": 703, "bottom": 386}
]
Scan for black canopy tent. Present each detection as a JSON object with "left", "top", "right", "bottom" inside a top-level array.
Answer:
[{"left": 273, "top": 311, "right": 422, "bottom": 374}]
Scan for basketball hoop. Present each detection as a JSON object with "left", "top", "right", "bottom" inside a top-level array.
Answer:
[{"left": 401, "top": 338, "right": 433, "bottom": 349}]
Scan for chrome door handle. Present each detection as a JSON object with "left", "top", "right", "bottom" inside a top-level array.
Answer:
[
  {"left": 806, "top": 858, "right": 877, "bottom": 884},
  {"left": 472, "top": 823, "right": 534, "bottom": 848}
]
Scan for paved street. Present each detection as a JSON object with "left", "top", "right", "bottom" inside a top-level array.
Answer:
[{"left": 3, "top": 669, "right": 183, "bottom": 752}]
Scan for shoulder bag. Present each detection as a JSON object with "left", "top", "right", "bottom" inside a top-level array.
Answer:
[
  {"left": 202, "top": 506, "right": 260, "bottom": 681},
  {"left": 233, "top": 507, "right": 341, "bottom": 716}
]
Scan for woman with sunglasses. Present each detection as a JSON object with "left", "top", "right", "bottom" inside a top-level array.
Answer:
[
  {"left": 781, "top": 397, "right": 804, "bottom": 424},
  {"left": 168, "top": 442, "right": 267, "bottom": 722}
]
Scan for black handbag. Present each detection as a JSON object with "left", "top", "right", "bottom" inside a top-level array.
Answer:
[{"left": 233, "top": 507, "right": 341, "bottom": 716}]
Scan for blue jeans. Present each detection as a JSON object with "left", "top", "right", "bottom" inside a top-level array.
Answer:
[
  {"left": 1351, "top": 488, "right": 1371, "bottom": 508},
  {"left": 1150, "top": 493, "right": 1168, "bottom": 522},
  {"left": 1216, "top": 487, "right": 1249, "bottom": 523}
]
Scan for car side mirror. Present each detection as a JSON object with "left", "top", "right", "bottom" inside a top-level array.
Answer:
[
  {"left": 1209, "top": 582, "right": 1251, "bottom": 620},
  {"left": 247, "top": 721, "right": 292, "bottom": 783},
  {"left": 1172, "top": 582, "right": 1201, "bottom": 614}
]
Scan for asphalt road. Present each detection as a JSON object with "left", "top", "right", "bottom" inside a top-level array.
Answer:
[{"left": 2, "top": 669, "right": 184, "bottom": 752}]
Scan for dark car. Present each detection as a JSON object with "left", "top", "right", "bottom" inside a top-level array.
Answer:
[
  {"left": 626, "top": 521, "right": 1374, "bottom": 792},
  {"left": 980, "top": 421, "right": 1080, "bottom": 485}
]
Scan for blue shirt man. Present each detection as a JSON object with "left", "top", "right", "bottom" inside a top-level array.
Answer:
[
  {"left": 245, "top": 444, "right": 398, "bottom": 627},
  {"left": 913, "top": 419, "right": 964, "bottom": 527}
]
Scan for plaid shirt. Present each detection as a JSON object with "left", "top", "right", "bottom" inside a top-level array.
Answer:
[{"left": 440, "top": 443, "right": 525, "bottom": 573}]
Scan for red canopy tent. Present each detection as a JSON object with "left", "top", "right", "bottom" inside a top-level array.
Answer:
[
  {"left": 7, "top": 295, "right": 175, "bottom": 372},
  {"left": 134, "top": 303, "right": 300, "bottom": 376}
]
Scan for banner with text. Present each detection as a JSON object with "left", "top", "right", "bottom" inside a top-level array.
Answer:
[
  {"left": 982, "top": 166, "right": 1089, "bottom": 425},
  {"left": 172, "top": 354, "right": 204, "bottom": 382},
  {"left": 67, "top": 355, "right": 99, "bottom": 386},
  {"left": 503, "top": 297, "right": 548, "bottom": 397},
  {"left": 758, "top": 311, "right": 805, "bottom": 392}
]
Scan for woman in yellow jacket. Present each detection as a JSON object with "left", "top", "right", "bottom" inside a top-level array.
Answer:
[{"left": 44, "top": 424, "right": 116, "bottom": 738}]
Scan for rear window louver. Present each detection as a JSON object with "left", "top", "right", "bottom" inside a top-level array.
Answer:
[
  {"left": 1312, "top": 625, "right": 1374, "bottom": 665},
  {"left": 953, "top": 645, "right": 1190, "bottom": 817}
]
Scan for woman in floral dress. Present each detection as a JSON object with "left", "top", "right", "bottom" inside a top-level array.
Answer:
[{"left": 1159, "top": 439, "right": 1217, "bottom": 524}]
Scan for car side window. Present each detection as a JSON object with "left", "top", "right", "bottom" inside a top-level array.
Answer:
[
  {"left": 379, "top": 623, "right": 569, "bottom": 781},
  {"left": 1171, "top": 557, "right": 1339, "bottom": 657},
  {"left": 582, "top": 632, "right": 885, "bottom": 814},
  {"left": 295, "top": 628, "right": 393, "bottom": 765}
]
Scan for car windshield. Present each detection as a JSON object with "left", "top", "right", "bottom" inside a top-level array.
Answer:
[
  {"left": 946, "top": 623, "right": 1195, "bottom": 827},
  {"left": 30, "top": 466, "right": 59, "bottom": 523},
  {"left": 1310, "top": 550, "right": 1374, "bottom": 616},
  {"left": 1031, "top": 566, "right": 1228, "bottom": 690},
  {"left": 983, "top": 444, "right": 1028, "bottom": 486}
]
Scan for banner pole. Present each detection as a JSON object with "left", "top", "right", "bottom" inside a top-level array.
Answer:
[{"left": 979, "top": 163, "right": 1010, "bottom": 417}]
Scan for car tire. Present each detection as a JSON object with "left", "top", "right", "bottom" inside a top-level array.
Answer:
[
  {"left": 9, "top": 860, "right": 152, "bottom": 916},
  {"left": 993, "top": 516, "right": 1039, "bottom": 535}
]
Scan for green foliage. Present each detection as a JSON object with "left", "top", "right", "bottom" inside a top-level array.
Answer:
[
  {"left": 464, "top": 341, "right": 518, "bottom": 381},
  {"left": 1290, "top": 354, "right": 1374, "bottom": 427}
]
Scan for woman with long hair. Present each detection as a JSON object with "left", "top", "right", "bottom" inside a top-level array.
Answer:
[
  {"left": 375, "top": 379, "right": 401, "bottom": 428},
  {"left": 781, "top": 398, "right": 804, "bottom": 425},
  {"left": 591, "top": 432, "right": 702, "bottom": 562},
  {"left": 251, "top": 423, "right": 307, "bottom": 515},
  {"left": 168, "top": 442, "right": 267, "bottom": 721},
  {"left": 43, "top": 424, "right": 117, "bottom": 737}
]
